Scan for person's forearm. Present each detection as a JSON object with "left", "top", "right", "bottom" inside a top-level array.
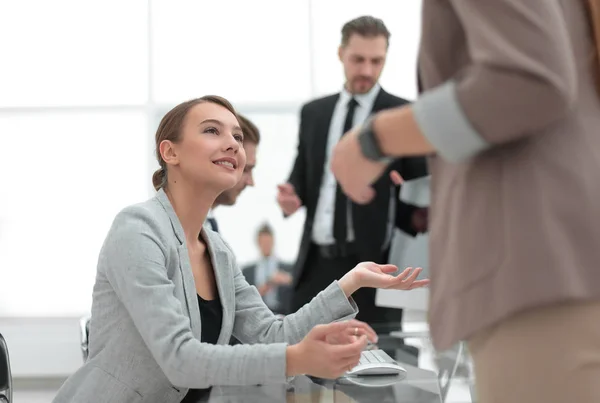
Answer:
[
  {"left": 373, "top": 107, "right": 436, "bottom": 157},
  {"left": 285, "top": 344, "right": 305, "bottom": 376}
]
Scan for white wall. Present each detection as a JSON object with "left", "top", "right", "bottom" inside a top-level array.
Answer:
[
  {"left": 0, "top": 318, "right": 82, "bottom": 378},
  {"left": 0, "top": 0, "right": 422, "bottom": 376}
]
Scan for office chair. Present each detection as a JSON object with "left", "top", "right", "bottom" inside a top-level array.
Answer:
[
  {"left": 79, "top": 315, "right": 91, "bottom": 362},
  {"left": 0, "top": 333, "right": 12, "bottom": 403}
]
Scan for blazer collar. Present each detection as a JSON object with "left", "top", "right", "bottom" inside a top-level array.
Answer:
[
  {"left": 155, "top": 188, "right": 185, "bottom": 245},
  {"left": 371, "top": 86, "right": 393, "bottom": 113},
  {"left": 201, "top": 230, "right": 235, "bottom": 345},
  {"left": 340, "top": 82, "right": 381, "bottom": 109}
]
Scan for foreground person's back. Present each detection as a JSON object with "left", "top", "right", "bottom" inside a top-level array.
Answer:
[
  {"left": 419, "top": 1, "right": 600, "bottom": 402},
  {"left": 422, "top": 0, "right": 600, "bottom": 354},
  {"left": 329, "top": 1, "right": 600, "bottom": 401}
]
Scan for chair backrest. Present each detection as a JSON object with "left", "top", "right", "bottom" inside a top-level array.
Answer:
[
  {"left": 79, "top": 315, "right": 91, "bottom": 362},
  {"left": 0, "top": 333, "right": 12, "bottom": 403}
]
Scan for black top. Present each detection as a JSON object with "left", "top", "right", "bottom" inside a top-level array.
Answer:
[
  {"left": 196, "top": 293, "right": 223, "bottom": 345},
  {"left": 181, "top": 293, "right": 223, "bottom": 403}
]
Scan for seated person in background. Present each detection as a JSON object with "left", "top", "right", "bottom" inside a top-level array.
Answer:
[
  {"left": 243, "top": 223, "right": 294, "bottom": 315},
  {"left": 206, "top": 114, "right": 260, "bottom": 345},
  {"left": 206, "top": 114, "right": 259, "bottom": 233},
  {"left": 52, "top": 96, "right": 429, "bottom": 403}
]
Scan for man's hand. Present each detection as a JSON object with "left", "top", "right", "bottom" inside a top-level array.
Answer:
[
  {"left": 257, "top": 283, "right": 273, "bottom": 296},
  {"left": 389, "top": 170, "right": 404, "bottom": 186},
  {"left": 391, "top": 170, "right": 428, "bottom": 233},
  {"left": 411, "top": 207, "right": 428, "bottom": 233},
  {"left": 270, "top": 270, "right": 293, "bottom": 286},
  {"left": 277, "top": 183, "right": 302, "bottom": 216}
]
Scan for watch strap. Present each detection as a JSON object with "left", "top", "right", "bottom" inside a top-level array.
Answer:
[{"left": 358, "top": 116, "right": 394, "bottom": 163}]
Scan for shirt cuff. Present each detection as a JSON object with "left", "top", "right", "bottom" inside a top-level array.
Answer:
[{"left": 412, "top": 81, "right": 490, "bottom": 163}]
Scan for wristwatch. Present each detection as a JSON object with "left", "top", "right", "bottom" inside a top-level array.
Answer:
[{"left": 357, "top": 115, "right": 394, "bottom": 164}]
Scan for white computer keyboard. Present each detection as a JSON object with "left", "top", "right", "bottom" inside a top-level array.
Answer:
[{"left": 345, "top": 349, "right": 407, "bottom": 376}]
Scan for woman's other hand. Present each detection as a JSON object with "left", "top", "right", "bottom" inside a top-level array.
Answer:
[
  {"left": 285, "top": 320, "right": 375, "bottom": 379},
  {"left": 324, "top": 320, "right": 378, "bottom": 346}
]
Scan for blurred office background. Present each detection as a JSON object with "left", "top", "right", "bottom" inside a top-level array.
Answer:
[{"left": 0, "top": 0, "right": 446, "bottom": 398}]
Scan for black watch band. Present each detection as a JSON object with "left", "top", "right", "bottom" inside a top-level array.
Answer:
[{"left": 357, "top": 116, "right": 394, "bottom": 164}]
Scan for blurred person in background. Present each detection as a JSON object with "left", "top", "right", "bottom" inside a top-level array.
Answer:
[
  {"left": 242, "top": 223, "right": 294, "bottom": 315},
  {"left": 206, "top": 114, "right": 260, "bottom": 233},
  {"left": 277, "top": 15, "right": 429, "bottom": 339},
  {"left": 331, "top": 1, "right": 600, "bottom": 402},
  {"left": 52, "top": 95, "right": 429, "bottom": 403},
  {"left": 205, "top": 114, "right": 260, "bottom": 345}
]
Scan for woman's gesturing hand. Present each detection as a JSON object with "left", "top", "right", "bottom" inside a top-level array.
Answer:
[{"left": 339, "top": 263, "right": 430, "bottom": 296}]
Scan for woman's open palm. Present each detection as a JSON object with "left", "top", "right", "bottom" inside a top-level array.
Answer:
[{"left": 350, "top": 263, "right": 430, "bottom": 291}]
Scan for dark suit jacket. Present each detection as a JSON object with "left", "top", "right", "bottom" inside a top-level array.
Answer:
[
  {"left": 288, "top": 88, "right": 429, "bottom": 282},
  {"left": 243, "top": 261, "right": 294, "bottom": 314}
]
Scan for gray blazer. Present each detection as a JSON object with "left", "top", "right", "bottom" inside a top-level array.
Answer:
[
  {"left": 53, "top": 189, "right": 358, "bottom": 403},
  {"left": 416, "top": 0, "right": 600, "bottom": 350}
]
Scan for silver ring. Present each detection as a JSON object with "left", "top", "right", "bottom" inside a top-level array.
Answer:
[{"left": 354, "top": 327, "right": 358, "bottom": 336}]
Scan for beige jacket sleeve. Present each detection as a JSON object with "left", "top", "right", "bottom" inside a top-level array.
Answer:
[{"left": 413, "top": 0, "right": 578, "bottom": 163}]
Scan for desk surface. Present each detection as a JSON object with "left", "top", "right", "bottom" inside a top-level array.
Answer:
[{"left": 197, "top": 362, "right": 441, "bottom": 403}]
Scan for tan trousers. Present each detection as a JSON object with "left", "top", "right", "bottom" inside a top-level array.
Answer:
[{"left": 468, "top": 300, "right": 600, "bottom": 403}]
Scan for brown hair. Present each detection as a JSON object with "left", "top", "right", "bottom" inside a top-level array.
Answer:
[
  {"left": 152, "top": 95, "right": 237, "bottom": 191},
  {"left": 238, "top": 114, "right": 260, "bottom": 145},
  {"left": 341, "top": 16, "right": 390, "bottom": 48},
  {"left": 586, "top": 0, "right": 600, "bottom": 95},
  {"left": 257, "top": 222, "right": 273, "bottom": 237}
]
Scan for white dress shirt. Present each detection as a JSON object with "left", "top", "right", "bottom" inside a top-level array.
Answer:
[
  {"left": 312, "top": 84, "right": 381, "bottom": 245},
  {"left": 254, "top": 255, "right": 280, "bottom": 310}
]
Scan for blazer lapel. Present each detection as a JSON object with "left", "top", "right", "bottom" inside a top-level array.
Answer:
[
  {"left": 310, "top": 95, "right": 339, "bottom": 205},
  {"left": 202, "top": 230, "right": 235, "bottom": 345},
  {"left": 177, "top": 244, "right": 202, "bottom": 339},
  {"left": 371, "top": 87, "right": 393, "bottom": 114},
  {"left": 155, "top": 189, "right": 202, "bottom": 339}
]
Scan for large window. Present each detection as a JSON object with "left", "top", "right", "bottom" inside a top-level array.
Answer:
[
  {"left": 0, "top": 0, "right": 422, "bottom": 317},
  {"left": 0, "top": 0, "right": 148, "bottom": 107},
  {"left": 0, "top": 112, "right": 149, "bottom": 316},
  {"left": 150, "top": 0, "right": 312, "bottom": 105}
]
